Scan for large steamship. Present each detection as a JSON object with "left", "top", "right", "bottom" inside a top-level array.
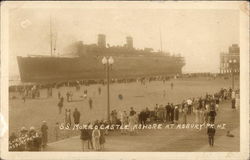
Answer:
[{"left": 17, "top": 34, "right": 185, "bottom": 82}]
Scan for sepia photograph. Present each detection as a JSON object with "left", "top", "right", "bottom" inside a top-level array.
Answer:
[{"left": 1, "top": 1, "right": 249, "bottom": 160}]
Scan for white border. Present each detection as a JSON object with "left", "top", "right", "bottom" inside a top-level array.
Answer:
[{"left": 1, "top": 1, "right": 249, "bottom": 160}]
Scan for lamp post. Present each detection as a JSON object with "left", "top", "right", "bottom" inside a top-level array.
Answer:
[
  {"left": 229, "top": 59, "right": 237, "bottom": 90},
  {"left": 102, "top": 56, "right": 114, "bottom": 121}
]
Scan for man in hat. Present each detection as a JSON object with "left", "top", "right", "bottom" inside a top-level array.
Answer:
[
  {"left": 208, "top": 102, "right": 217, "bottom": 124},
  {"left": 80, "top": 125, "right": 91, "bottom": 151},
  {"left": 73, "top": 108, "right": 81, "bottom": 125},
  {"left": 207, "top": 125, "right": 216, "bottom": 147},
  {"left": 41, "top": 121, "right": 48, "bottom": 148}
]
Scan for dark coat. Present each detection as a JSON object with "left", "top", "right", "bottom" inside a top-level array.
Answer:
[
  {"left": 209, "top": 111, "right": 217, "bottom": 118},
  {"left": 174, "top": 108, "right": 179, "bottom": 121},
  {"left": 73, "top": 110, "right": 80, "bottom": 123},
  {"left": 80, "top": 129, "right": 90, "bottom": 140},
  {"left": 165, "top": 105, "right": 171, "bottom": 114},
  {"left": 170, "top": 107, "right": 175, "bottom": 121},
  {"left": 99, "top": 129, "right": 105, "bottom": 144},
  {"left": 207, "top": 127, "right": 216, "bottom": 137},
  {"left": 41, "top": 124, "right": 48, "bottom": 144}
]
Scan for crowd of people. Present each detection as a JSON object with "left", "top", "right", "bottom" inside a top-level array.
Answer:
[
  {"left": 9, "top": 121, "right": 48, "bottom": 151},
  {"left": 109, "top": 88, "right": 239, "bottom": 126},
  {"left": 9, "top": 75, "right": 172, "bottom": 93},
  {"left": 9, "top": 73, "right": 239, "bottom": 151},
  {"left": 78, "top": 87, "right": 238, "bottom": 150}
]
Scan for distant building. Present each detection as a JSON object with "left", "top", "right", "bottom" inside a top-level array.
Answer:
[
  {"left": 220, "top": 44, "right": 240, "bottom": 74},
  {"left": 126, "top": 36, "right": 133, "bottom": 49},
  {"left": 98, "top": 34, "right": 106, "bottom": 48}
]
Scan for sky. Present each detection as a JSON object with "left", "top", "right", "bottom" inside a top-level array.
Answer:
[{"left": 9, "top": 7, "right": 239, "bottom": 77}]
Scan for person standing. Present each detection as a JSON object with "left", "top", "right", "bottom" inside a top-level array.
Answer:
[
  {"left": 54, "top": 122, "right": 60, "bottom": 141},
  {"left": 187, "top": 98, "right": 193, "bottom": 115},
  {"left": 231, "top": 98, "right": 236, "bottom": 110},
  {"left": 113, "top": 110, "right": 118, "bottom": 124},
  {"left": 182, "top": 104, "right": 188, "bottom": 124},
  {"left": 99, "top": 127, "right": 106, "bottom": 151},
  {"left": 170, "top": 104, "right": 175, "bottom": 123},
  {"left": 87, "top": 123, "right": 94, "bottom": 150},
  {"left": 231, "top": 90, "right": 236, "bottom": 100},
  {"left": 69, "top": 91, "right": 73, "bottom": 101},
  {"left": 58, "top": 91, "right": 61, "bottom": 99},
  {"left": 145, "top": 107, "right": 150, "bottom": 124},
  {"left": 215, "top": 96, "right": 220, "bottom": 111},
  {"left": 208, "top": 107, "right": 217, "bottom": 124},
  {"left": 120, "top": 111, "right": 125, "bottom": 134},
  {"left": 204, "top": 107, "right": 209, "bottom": 124},
  {"left": 22, "top": 94, "right": 26, "bottom": 103},
  {"left": 207, "top": 125, "right": 216, "bottom": 147},
  {"left": 194, "top": 106, "right": 199, "bottom": 124},
  {"left": 170, "top": 82, "right": 174, "bottom": 90},
  {"left": 139, "top": 109, "right": 147, "bottom": 125},
  {"left": 199, "top": 107, "right": 205, "bottom": 124},
  {"left": 84, "top": 89, "right": 88, "bottom": 99},
  {"left": 130, "top": 107, "right": 136, "bottom": 116},
  {"left": 73, "top": 108, "right": 81, "bottom": 125},
  {"left": 41, "top": 121, "right": 48, "bottom": 148},
  {"left": 165, "top": 103, "right": 171, "bottom": 122},
  {"left": 235, "top": 91, "right": 240, "bottom": 110},
  {"left": 111, "top": 110, "right": 115, "bottom": 124},
  {"left": 128, "top": 114, "right": 136, "bottom": 135},
  {"left": 98, "top": 87, "right": 101, "bottom": 95},
  {"left": 174, "top": 106, "right": 179, "bottom": 124},
  {"left": 65, "top": 109, "right": 72, "bottom": 127},
  {"left": 92, "top": 128, "right": 101, "bottom": 151},
  {"left": 66, "top": 91, "right": 70, "bottom": 102},
  {"left": 123, "top": 111, "right": 129, "bottom": 134},
  {"left": 57, "top": 97, "right": 64, "bottom": 114},
  {"left": 80, "top": 128, "right": 90, "bottom": 151},
  {"left": 89, "top": 98, "right": 93, "bottom": 110}
]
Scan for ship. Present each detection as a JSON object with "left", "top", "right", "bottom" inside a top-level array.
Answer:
[
  {"left": 17, "top": 33, "right": 185, "bottom": 83},
  {"left": 17, "top": 18, "right": 185, "bottom": 83}
]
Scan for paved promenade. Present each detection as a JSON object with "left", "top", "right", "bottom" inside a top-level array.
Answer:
[{"left": 44, "top": 101, "right": 239, "bottom": 152}]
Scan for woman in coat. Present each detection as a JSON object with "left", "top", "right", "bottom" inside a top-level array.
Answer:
[
  {"left": 92, "top": 128, "right": 100, "bottom": 151},
  {"left": 99, "top": 128, "right": 106, "bottom": 151}
]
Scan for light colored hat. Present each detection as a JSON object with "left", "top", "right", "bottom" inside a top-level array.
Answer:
[{"left": 30, "top": 126, "right": 35, "bottom": 130}]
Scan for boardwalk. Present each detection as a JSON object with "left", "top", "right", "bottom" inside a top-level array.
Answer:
[{"left": 44, "top": 100, "right": 239, "bottom": 152}]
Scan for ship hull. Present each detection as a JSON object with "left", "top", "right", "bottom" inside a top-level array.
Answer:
[{"left": 17, "top": 56, "right": 184, "bottom": 82}]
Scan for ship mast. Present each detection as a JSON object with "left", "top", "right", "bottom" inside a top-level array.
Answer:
[
  {"left": 54, "top": 31, "right": 57, "bottom": 56},
  {"left": 50, "top": 15, "right": 53, "bottom": 56}
]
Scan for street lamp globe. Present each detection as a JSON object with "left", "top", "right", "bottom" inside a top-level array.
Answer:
[
  {"left": 233, "top": 59, "right": 237, "bottom": 63},
  {"left": 108, "top": 56, "right": 114, "bottom": 64},
  {"left": 102, "top": 56, "right": 107, "bottom": 65},
  {"left": 229, "top": 60, "right": 232, "bottom": 63}
]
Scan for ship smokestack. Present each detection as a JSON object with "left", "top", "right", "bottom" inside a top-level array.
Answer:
[
  {"left": 126, "top": 36, "right": 133, "bottom": 49},
  {"left": 98, "top": 34, "right": 106, "bottom": 48}
]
